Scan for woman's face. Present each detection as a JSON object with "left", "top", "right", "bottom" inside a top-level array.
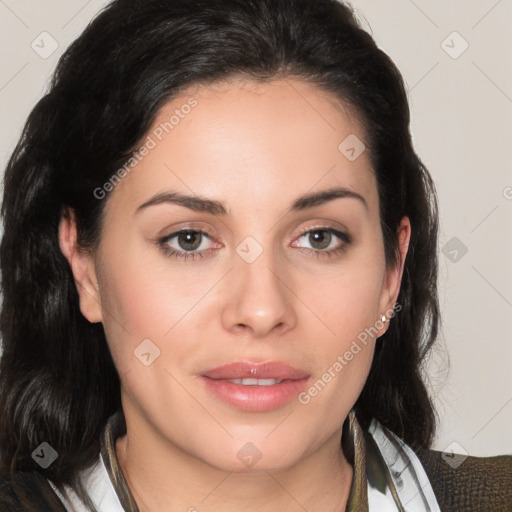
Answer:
[{"left": 61, "top": 77, "right": 409, "bottom": 472}]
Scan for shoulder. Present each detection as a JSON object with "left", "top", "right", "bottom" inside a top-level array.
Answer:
[
  {"left": 0, "top": 472, "right": 68, "bottom": 512},
  {"left": 416, "top": 447, "right": 512, "bottom": 512}
]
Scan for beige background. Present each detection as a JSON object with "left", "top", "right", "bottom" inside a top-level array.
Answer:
[{"left": 0, "top": 0, "right": 511, "bottom": 457}]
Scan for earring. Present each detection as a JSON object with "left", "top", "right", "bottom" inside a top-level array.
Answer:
[{"left": 381, "top": 315, "right": 387, "bottom": 323}]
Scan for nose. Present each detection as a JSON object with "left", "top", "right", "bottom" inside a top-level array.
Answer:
[{"left": 221, "top": 250, "right": 297, "bottom": 339}]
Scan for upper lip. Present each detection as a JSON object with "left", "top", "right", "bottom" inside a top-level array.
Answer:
[{"left": 202, "top": 362, "right": 310, "bottom": 380}]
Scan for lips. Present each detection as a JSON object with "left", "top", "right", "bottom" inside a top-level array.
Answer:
[
  {"left": 202, "top": 361, "right": 310, "bottom": 381},
  {"left": 200, "top": 361, "right": 310, "bottom": 412}
]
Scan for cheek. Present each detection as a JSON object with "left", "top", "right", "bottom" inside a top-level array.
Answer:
[
  {"left": 304, "top": 255, "right": 385, "bottom": 342},
  {"left": 293, "top": 250, "right": 385, "bottom": 401},
  {"left": 95, "top": 236, "right": 221, "bottom": 372},
  {"left": 294, "top": 282, "right": 380, "bottom": 426}
]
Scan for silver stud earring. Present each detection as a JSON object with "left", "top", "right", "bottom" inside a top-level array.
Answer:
[{"left": 381, "top": 315, "right": 387, "bottom": 323}]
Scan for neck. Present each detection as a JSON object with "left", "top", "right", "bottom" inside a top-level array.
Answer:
[{"left": 115, "top": 407, "right": 354, "bottom": 512}]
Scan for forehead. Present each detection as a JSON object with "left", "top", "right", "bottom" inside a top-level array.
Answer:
[{"left": 108, "top": 77, "right": 377, "bottom": 217}]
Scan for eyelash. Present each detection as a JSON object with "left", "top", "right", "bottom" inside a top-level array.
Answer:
[{"left": 157, "top": 227, "right": 351, "bottom": 261}]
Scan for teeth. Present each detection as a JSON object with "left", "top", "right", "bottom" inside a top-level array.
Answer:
[{"left": 226, "top": 378, "right": 283, "bottom": 386}]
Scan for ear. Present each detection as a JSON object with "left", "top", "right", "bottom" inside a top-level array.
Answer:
[
  {"left": 377, "top": 216, "right": 411, "bottom": 335},
  {"left": 58, "top": 207, "right": 103, "bottom": 323}
]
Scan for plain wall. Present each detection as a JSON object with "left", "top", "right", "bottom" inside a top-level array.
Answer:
[{"left": 0, "top": 0, "right": 511, "bottom": 457}]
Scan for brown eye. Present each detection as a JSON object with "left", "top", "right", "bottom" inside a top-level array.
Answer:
[
  {"left": 157, "top": 228, "right": 216, "bottom": 261},
  {"left": 293, "top": 227, "right": 351, "bottom": 259},
  {"left": 176, "top": 231, "right": 203, "bottom": 251},
  {"left": 308, "top": 230, "right": 332, "bottom": 250}
]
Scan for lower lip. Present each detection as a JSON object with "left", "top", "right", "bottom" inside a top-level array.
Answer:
[{"left": 201, "top": 377, "right": 310, "bottom": 412}]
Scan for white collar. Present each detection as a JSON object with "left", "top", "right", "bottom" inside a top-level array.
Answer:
[{"left": 48, "top": 453, "right": 124, "bottom": 512}]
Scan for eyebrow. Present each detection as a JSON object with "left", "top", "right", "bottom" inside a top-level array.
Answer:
[{"left": 135, "top": 186, "right": 368, "bottom": 216}]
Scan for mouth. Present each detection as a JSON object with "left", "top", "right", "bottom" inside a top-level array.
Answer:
[{"left": 200, "top": 361, "right": 310, "bottom": 412}]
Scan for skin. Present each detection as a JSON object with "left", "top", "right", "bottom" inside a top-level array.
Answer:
[{"left": 59, "top": 77, "right": 410, "bottom": 512}]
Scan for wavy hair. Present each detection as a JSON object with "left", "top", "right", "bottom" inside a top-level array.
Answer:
[{"left": 0, "top": 0, "right": 439, "bottom": 509}]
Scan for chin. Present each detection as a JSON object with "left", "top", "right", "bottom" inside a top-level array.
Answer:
[{"left": 187, "top": 436, "right": 305, "bottom": 474}]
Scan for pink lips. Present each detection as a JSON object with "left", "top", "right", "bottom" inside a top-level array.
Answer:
[
  {"left": 202, "top": 361, "right": 310, "bottom": 380},
  {"left": 201, "top": 362, "right": 310, "bottom": 412}
]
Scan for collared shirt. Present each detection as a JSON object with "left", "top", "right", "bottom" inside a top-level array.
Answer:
[{"left": 48, "top": 410, "right": 440, "bottom": 511}]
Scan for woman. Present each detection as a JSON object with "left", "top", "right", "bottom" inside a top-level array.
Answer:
[{"left": 0, "top": 0, "right": 510, "bottom": 510}]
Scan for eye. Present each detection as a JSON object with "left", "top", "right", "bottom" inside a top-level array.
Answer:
[
  {"left": 157, "top": 229, "right": 216, "bottom": 261},
  {"left": 293, "top": 227, "right": 351, "bottom": 258}
]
